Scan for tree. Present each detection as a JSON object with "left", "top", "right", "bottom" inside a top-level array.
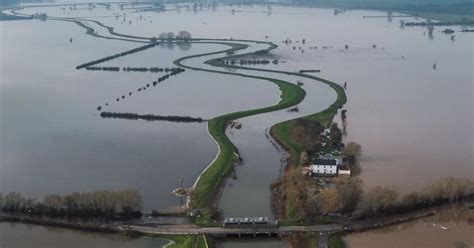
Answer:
[
  {"left": 342, "top": 141, "right": 362, "bottom": 165},
  {"left": 421, "top": 177, "right": 474, "bottom": 203},
  {"left": 359, "top": 186, "right": 399, "bottom": 215},
  {"left": 291, "top": 119, "right": 324, "bottom": 153},
  {"left": 43, "top": 194, "right": 64, "bottom": 213},
  {"left": 4, "top": 192, "right": 23, "bottom": 212},
  {"left": 166, "top": 32, "right": 175, "bottom": 41},
  {"left": 299, "top": 150, "right": 309, "bottom": 165},
  {"left": 328, "top": 123, "right": 343, "bottom": 149},
  {"left": 317, "top": 189, "right": 340, "bottom": 213},
  {"left": 333, "top": 177, "right": 363, "bottom": 213},
  {"left": 117, "top": 190, "right": 143, "bottom": 213},
  {"left": 177, "top": 30, "right": 192, "bottom": 41},
  {"left": 304, "top": 198, "right": 322, "bottom": 222},
  {"left": 401, "top": 192, "right": 419, "bottom": 209},
  {"left": 158, "top": 32, "right": 167, "bottom": 40}
]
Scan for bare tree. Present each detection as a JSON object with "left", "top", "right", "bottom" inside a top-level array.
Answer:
[
  {"left": 177, "top": 31, "right": 192, "bottom": 41},
  {"left": 317, "top": 188, "right": 340, "bottom": 213},
  {"left": 166, "top": 32, "right": 175, "bottom": 41},
  {"left": 334, "top": 177, "right": 363, "bottom": 213},
  {"left": 342, "top": 141, "right": 362, "bottom": 165},
  {"left": 358, "top": 186, "right": 399, "bottom": 215}
]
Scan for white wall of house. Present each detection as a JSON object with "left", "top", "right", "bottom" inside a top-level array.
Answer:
[{"left": 311, "top": 165, "right": 337, "bottom": 175}]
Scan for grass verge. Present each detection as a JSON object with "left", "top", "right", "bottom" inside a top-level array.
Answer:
[
  {"left": 173, "top": 41, "right": 305, "bottom": 213},
  {"left": 151, "top": 234, "right": 209, "bottom": 248}
]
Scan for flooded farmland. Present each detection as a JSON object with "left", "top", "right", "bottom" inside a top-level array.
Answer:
[
  {"left": 344, "top": 205, "right": 474, "bottom": 248},
  {"left": 1, "top": 1, "right": 472, "bottom": 247}
]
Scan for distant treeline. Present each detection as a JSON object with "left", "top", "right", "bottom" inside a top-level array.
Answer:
[
  {"left": 404, "top": 21, "right": 474, "bottom": 26},
  {"left": 86, "top": 66, "right": 120, "bottom": 71},
  {"left": 300, "top": 69, "right": 321, "bottom": 73},
  {"left": 0, "top": 190, "right": 143, "bottom": 220},
  {"left": 222, "top": 59, "right": 279, "bottom": 65},
  {"left": 76, "top": 43, "right": 158, "bottom": 70},
  {"left": 288, "top": 0, "right": 474, "bottom": 16},
  {"left": 123, "top": 67, "right": 183, "bottom": 73},
  {"left": 100, "top": 112, "right": 205, "bottom": 123},
  {"left": 85, "top": 67, "right": 184, "bottom": 73}
]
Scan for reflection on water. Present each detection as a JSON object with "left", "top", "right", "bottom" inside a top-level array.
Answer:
[
  {"left": 345, "top": 205, "right": 474, "bottom": 248},
  {"left": 0, "top": 223, "right": 169, "bottom": 248}
]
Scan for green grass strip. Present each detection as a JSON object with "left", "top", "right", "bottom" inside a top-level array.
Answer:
[{"left": 173, "top": 42, "right": 305, "bottom": 209}]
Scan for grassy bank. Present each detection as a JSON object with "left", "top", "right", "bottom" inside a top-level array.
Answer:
[
  {"left": 173, "top": 41, "right": 306, "bottom": 212},
  {"left": 271, "top": 74, "right": 346, "bottom": 166},
  {"left": 146, "top": 234, "right": 209, "bottom": 248},
  {"left": 195, "top": 79, "right": 305, "bottom": 209}
]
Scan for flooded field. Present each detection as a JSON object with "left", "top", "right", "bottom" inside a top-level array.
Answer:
[
  {"left": 0, "top": 222, "right": 169, "bottom": 247},
  {"left": 0, "top": 19, "right": 279, "bottom": 210},
  {"left": 1, "top": 1, "right": 472, "bottom": 247},
  {"left": 345, "top": 206, "right": 474, "bottom": 248}
]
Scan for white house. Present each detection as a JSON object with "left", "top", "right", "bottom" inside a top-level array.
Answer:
[{"left": 310, "top": 158, "right": 339, "bottom": 176}]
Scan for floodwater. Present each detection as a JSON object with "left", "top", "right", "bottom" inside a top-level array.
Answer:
[
  {"left": 221, "top": 239, "right": 288, "bottom": 248},
  {"left": 0, "top": 18, "right": 278, "bottom": 211},
  {"left": 344, "top": 206, "right": 474, "bottom": 248},
  {"left": 1, "top": 2, "right": 473, "bottom": 248},
  {"left": 0, "top": 222, "right": 169, "bottom": 248}
]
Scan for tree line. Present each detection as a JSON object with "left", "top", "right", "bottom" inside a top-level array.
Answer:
[
  {"left": 85, "top": 67, "right": 183, "bottom": 73},
  {"left": 123, "top": 67, "right": 183, "bottom": 73},
  {"left": 100, "top": 112, "right": 205, "bottom": 123},
  {"left": 96, "top": 68, "right": 185, "bottom": 111},
  {"left": 279, "top": 166, "right": 473, "bottom": 223},
  {"left": 222, "top": 59, "right": 279, "bottom": 66},
  {"left": 0, "top": 190, "right": 143, "bottom": 220},
  {"left": 76, "top": 43, "right": 158, "bottom": 70}
]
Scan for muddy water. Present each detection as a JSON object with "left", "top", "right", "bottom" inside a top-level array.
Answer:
[
  {"left": 0, "top": 222, "right": 169, "bottom": 248},
  {"left": 0, "top": 19, "right": 278, "bottom": 211},
  {"left": 344, "top": 206, "right": 474, "bottom": 248},
  {"left": 17, "top": 0, "right": 472, "bottom": 193}
]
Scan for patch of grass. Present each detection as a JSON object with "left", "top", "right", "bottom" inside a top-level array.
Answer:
[
  {"left": 174, "top": 41, "right": 306, "bottom": 212},
  {"left": 151, "top": 234, "right": 209, "bottom": 248},
  {"left": 194, "top": 78, "right": 305, "bottom": 209},
  {"left": 309, "top": 235, "right": 319, "bottom": 248},
  {"left": 329, "top": 236, "right": 346, "bottom": 248}
]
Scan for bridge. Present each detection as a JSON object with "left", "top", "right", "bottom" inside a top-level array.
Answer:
[{"left": 126, "top": 223, "right": 344, "bottom": 238}]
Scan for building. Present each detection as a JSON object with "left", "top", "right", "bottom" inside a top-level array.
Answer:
[
  {"left": 338, "top": 169, "right": 351, "bottom": 176},
  {"left": 338, "top": 164, "right": 351, "bottom": 176},
  {"left": 310, "top": 158, "right": 339, "bottom": 176}
]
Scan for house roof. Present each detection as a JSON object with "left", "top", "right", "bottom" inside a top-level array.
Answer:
[{"left": 313, "top": 159, "right": 337, "bottom": 165}]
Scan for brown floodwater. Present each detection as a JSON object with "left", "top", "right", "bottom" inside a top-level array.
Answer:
[
  {"left": 0, "top": 222, "right": 169, "bottom": 248},
  {"left": 344, "top": 205, "right": 474, "bottom": 248}
]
